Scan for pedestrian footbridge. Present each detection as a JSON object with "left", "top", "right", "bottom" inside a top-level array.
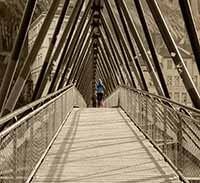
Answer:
[
  {"left": 0, "top": 86, "right": 200, "bottom": 183},
  {"left": 0, "top": 0, "right": 200, "bottom": 182}
]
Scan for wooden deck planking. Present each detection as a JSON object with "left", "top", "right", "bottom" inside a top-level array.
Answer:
[{"left": 31, "top": 108, "right": 183, "bottom": 183}]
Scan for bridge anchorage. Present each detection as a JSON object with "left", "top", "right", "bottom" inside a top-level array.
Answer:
[{"left": 0, "top": 0, "right": 200, "bottom": 183}]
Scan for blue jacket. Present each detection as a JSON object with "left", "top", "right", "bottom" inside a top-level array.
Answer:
[{"left": 96, "top": 81, "right": 104, "bottom": 93}]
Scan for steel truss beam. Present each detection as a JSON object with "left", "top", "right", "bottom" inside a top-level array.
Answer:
[
  {"left": 97, "top": 39, "right": 118, "bottom": 88},
  {"left": 98, "top": 33, "right": 121, "bottom": 86},
  {"left": 48, "top": 0, "right": 89, "bottom": 94},
  {"left": 99, "top": 27, "right": 126, "bottom": 85},
  {"left": 97, "top": 47, "right": 115, "bottom": 91},
  {"left": 67, "top": 33, "right": 93, "bottom": 86},
  {"left": 100, "top": 11, "right": 136, "bottom": 87},
  {"left": 133, "top": 0, "right": 169, "bottom": 98},
  {"left": 75, "top": 41, "right": 94, "bottom": 88},
  {"left": 97, "top": 52, "right": 115, "bottom": 91},
  {"left": 100, "top": 14, "right": 132, "bottom": 85},
  {"left": 146, "top": 0, "right": 200, "bottom": 109},
  {"left": 98, "top": 28, "right": 124, "bottom": 85},
  {"left": 0, "top": 0, "right": 37, "bottom": 113},
  {"left": 77, "top": 51, "right": 93, "bottom": 90},
  {"left": 64, "top": 29, "right": 94, "bottom": 87},
  {"left": 1, "top": 0, "right": 61, "bottom": 116},
  {"left": 114, "top": 0, "right": 148, "bottom": 91},
  {"left": 79, "top": 54, "right": 93, "bottom": 95},
  {"left": 32, "top": 0, "right": 70, "bottom": 100},
  {"left": 58, "top": 15, "right": 93, "bottom": 90},
  {"left": 104, "top": 0, "right": 146, "bottom": 90},
  {"left": 179, "top": 0, "right": 200, "bottom": 73},
  {"left": 97, "top": 53, "right": 114, "bottom": 92},
  {"left": 116, "top": 0, "right": 165, "bottom": 96}
]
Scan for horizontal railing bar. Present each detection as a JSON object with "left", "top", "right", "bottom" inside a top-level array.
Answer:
[
  {"left": 121, "top": 85, "right": 200, "bottom": 114},
  {"left": 25, "top": 109, "right": 72, "bottom": 183},
  {"left": 122, "top": 107, "right": 190, "bottom": 183},
  {"left": 187, "top": 177, "right": 200, "bottom": 180},
  {"left": 0, "top": 84, "right": 73, "bottom": 126},
  {"left": 105, "top": 86, "right": 200, "bottom": 181},
  {"left": 0, "top": 86, "right": 74, "bottom": 138}
]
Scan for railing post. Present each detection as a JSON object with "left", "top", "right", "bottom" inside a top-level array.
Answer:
[
  {"left": 118, "top": 88, "right": 121, "bottom": 107},
  {"left": 61, "top": 95, "right": 64, "bottom": 121},
  {"left": 23, "top": 122, "right": 28, "bottom": 181},
  {"left": 66, "top": 92, "right": 68, "bottom": 114},
  {"left": 163, "top": 107, "right": 167, "bottom": 155},
  {"left": 128, "top": 89, "right": 130, "bottom": 115},
  {"left": 145, "top": 96, "right": 148, "bottom": 133},
  {"left": 130, "top": 91, "right": 133, "bottom": 119},
  {"left": 30, "top": 118, "right": 34, "bottom": 170},
  {"left": 73, "top": 87, "right": 75, "bottom": 107},
  {"left": 45, "top": 108, "right": 49, "bottom": 148},
  {"left": 126, "top": 89, "right": 128, "bottom": 111},
  {"left": 133, "top": 92, "right": 136, "bottom": 120},
  {"left": 152, "top": 100, "right": 157, "bottom": 141},
  {"left": 177, "top": 114, "right": 183, "bottom": 172},
  {"left": 138, "top": 94, "right": 142, "bottom": 124},
  {"left": 64, "top": 94, "right": 66, "bottom": 116},
  {"left": 53, "top": 101, "right": 56, "bottom": 134},
  {"left": 13, "top": 129, "right": 17, "bottom": 182}
]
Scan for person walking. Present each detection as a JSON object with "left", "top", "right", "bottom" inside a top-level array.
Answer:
[{"left": 96, "top": 79, "right": 105, "bottom": 107}]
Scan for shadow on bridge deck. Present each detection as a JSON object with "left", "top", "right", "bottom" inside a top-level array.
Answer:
[{"left": 31, "top": 108, "right": 183, "bottom": 183}]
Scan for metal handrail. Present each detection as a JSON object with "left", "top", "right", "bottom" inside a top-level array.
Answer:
[
  {"left": 121, "top": 85, "right": 200, "bottom": 114},
  {"left": 104, "top": 86, "right": 200, "bottom": 182},
  {"left": 0, "top": 85, "right": 86, "bottom": 183},
  {"left": 0, "top": 84, "right": 73, "bottom": 126},
  {"left": 0, "top": 86, "right": 73, "bottom": 138}
]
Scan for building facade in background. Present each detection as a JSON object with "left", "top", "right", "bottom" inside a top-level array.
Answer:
[
  {"left": 145, "top": 0, "right": 200, "bottom": 106},
  {"left": 142, "top": 46, "right": 199, "bottom": 107}
]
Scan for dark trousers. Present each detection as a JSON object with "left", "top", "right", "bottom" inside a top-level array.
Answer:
[{"left": 97, "top": 93, "right": 103, "bottom": 101}]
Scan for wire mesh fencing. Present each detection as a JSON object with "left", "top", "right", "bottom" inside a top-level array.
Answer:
[
  {"left": 0, "top": 86, "right": 86, "bottom": 183},
  {"left": 105, "top": 86, "right": 200, "bottom": 183}
]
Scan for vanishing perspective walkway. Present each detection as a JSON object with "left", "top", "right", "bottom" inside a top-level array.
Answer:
[{"left": 31, "top": 108, "right": 183, "bottom": 183}]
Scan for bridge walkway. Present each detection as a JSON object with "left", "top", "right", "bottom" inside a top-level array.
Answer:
[{"left": 31, "top": 108, "right": 183, "bottom": 183}]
